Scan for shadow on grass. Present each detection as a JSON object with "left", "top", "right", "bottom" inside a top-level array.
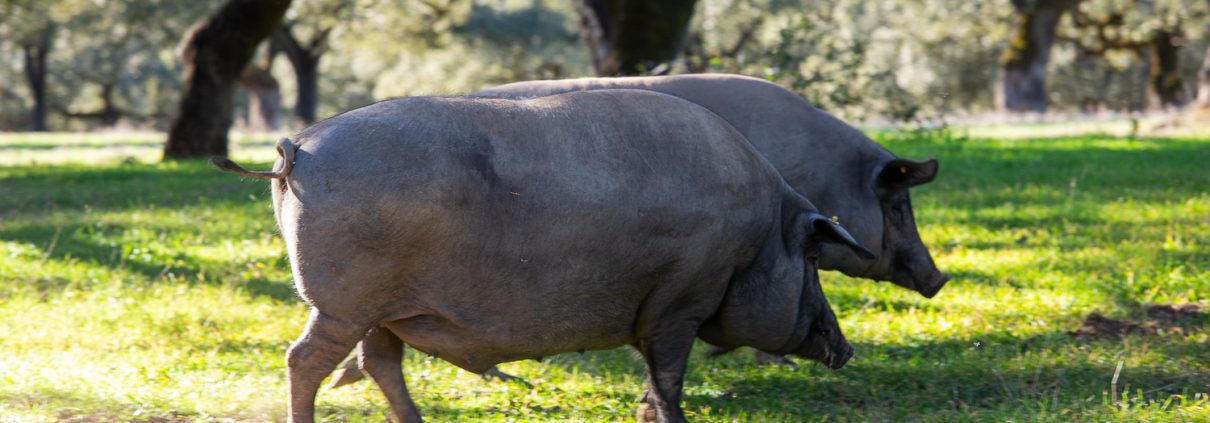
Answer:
[
  {"left": 0, "top": 159, "right": 299, "bottom": 302},
  {"left": 0, "top": 219, "right": 297, "bottom": 302},
  {"left": 0, "top": 159, "right": 275, "bottom": 216}
]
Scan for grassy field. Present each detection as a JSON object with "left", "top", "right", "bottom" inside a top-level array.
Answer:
[{"left": 0, "top": 129, "right": 1207, "bottom": 422}]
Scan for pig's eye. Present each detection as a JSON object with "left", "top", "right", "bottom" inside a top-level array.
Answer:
[{"left": 817, "top": 327, "right": 831, "bottom": 336}]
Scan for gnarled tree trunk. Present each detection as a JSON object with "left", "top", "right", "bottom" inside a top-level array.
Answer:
[
  {"left": 164, "top": 0, "right": 293, "bottom": 159},
  {"left": 575, "top": 0, "right": 699, "bottom": 76},
  {"left": 997, "top": 0, "right": 1081, "bottom": 113}
]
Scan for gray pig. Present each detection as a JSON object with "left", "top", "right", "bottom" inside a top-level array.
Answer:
[
  {"left": 475, "top": 74, "right": 949, "bottom": 296},
  {"left": 332, "top": 73, "right": 954, "bottom": 388},
  {"left": 214, "top": 90, "right": 871, "bottom": 423}
]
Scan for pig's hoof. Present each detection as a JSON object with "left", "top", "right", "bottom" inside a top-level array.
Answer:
[{"left": 635, "top": 401, "right": 658, "bottom": 423}]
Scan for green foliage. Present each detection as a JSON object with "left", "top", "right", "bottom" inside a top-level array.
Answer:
[
  {"left": 1048, "top": 0, "right": 1210, "bottom": 111},
  {"left": 256, "top": 0, "right": 588, "bottom": 120},
  {"left": 689, "top": 0, "right": 1210, "bottom": 119},
  {"left": 0, "top": 130, "right": 1207, "bottom": 421},
  {"left": 689, "top": 0, "right": 1012, "bottom": 120},
  {"left": 0, "top": 0, "right": 587, "bottom": 131},
  {"left": 0, "top": 0, "right": 219, "bottom": 130}
]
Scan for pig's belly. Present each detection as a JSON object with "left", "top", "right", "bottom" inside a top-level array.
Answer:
[{"left": 382, "top": 312, "right": 635, "bottom": 373}]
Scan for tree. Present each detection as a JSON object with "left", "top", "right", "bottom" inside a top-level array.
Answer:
[
  {"left": 1057, "top": 0, "right": 1206, "bottom": 109},
  {"left": 50, "top": 1, "right": 209, "bottom": 129},
  {"left": 21, "top": 24, "right": 53, "bottom": 131},
  {"left": 271, "top": 21, "right": 334, "bottom": 126},
  {"left": 1, "top": 1, "right": 56, "bottom": 131},
  {"left": 574, "top": 0, "right": 700, "bottom": 75},
  {"left": 239, "top": 45, "right": 282, "bottom": 131},
  {"left": 1148, "top": 27, "right": 1185, "bottom": 107},
  {"left": 269, "top": 0, "right": 352, "bottom": 126},
  {"left": 164, "top": 0, "right": 293, "bottom": 159},
  {"left": 997, "top": 0, "right": 1083, "bottom": 113}
]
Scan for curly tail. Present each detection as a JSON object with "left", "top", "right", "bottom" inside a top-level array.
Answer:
[{"left": 209, "top": 137, "right": 297, "bottom": 179}]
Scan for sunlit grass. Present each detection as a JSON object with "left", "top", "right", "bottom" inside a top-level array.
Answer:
[
  {"left": 0, "top": 132, "right": 284, "bottom": 166},
  {"left": 924, "top": 115, "right": 1210, "bottom": 140},
  {"left": 0, "top": 130, "right": 1207, "bottom": 421}
]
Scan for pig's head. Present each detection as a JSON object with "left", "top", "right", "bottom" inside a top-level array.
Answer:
[
  {"left": 818, "top": 157, "right": 949, "bottom": 298},
  {"left": 783, "top": 213, "right": 863, "bottom": 368},
  {"left": 790, "top": 297, "right": 853, "bottom": 369},
  {"left": 700, "top": 209, "right": 868, "bottom": 370}
]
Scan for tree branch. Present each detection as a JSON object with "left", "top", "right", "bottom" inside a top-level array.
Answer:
[{"left": 271, "top": 25, "right": 307, "bottom": 68}]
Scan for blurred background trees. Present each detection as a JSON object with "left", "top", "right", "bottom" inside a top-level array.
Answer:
[
  {"left": 163, "top": 0, "right": 293, "bottom": 158},
  {"left": 576, "top": 0, "right": 699, "bottom": 75},
  {"left": 0, "top": 0, "right": 216, "bottom": 131},
  {"left": 1, "top": 0, "right": 1208, "bottom": 141}
]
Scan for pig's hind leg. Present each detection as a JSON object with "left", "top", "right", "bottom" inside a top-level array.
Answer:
[
  {"left": 359, "top": 326, "right": 424, "bottom": 422},
  {"left": 327, "top": 351, "right": 365, "bottom": 388},
  {"left": 286, "top": 310, "right": 372, "bottom": 423},
  {"left": 633, "top": 321, "right": 699, "bottom": 423}
]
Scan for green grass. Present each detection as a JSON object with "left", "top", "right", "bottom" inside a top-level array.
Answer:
[{"left": 1, "top": 131, "right": 1207, "bottom": 422}]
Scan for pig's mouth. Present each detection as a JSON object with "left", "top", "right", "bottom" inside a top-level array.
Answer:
[
  {"left": 892, "top": 260, "right": 950, "bottom": 299},
  {"left": 915, "top": 272, "right": 949, "bottom": 298},
  {"left": 824, "top": 344, "right": 854, "bottom": 369}
]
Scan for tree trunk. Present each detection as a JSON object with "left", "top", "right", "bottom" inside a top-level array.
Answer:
[
  {"left": 22, "top": 24, "right": 53, "bottom": 132},
  {"left": 996, "top": 0, "right": 1080, "bottom": 113},
  {"left": 240, "top": 65, "right": 281, "bottom": 131},
  {"left": 240, "top": 44, "right": 282, "bottom": 131},
  {"left": 574, "top": 0, "right": 699, "bottom": 76},
  {"left": 285, "top": 54, "right": 320, "bottom": 125},
  {"left": 1195, "top": 25, "right": 1210, "bottom": 109},
  {"left": 271, "top": 26, "right": 325, "bottom": 126},
  {"left": 96, "top": 83, "right": 121, "bottom": 126},
  {"left": 164, "top": 0, "right": 293, "bottom": 159},
  {"left": 1149, "top": 29, "right": 1186, "bottom": 108}
]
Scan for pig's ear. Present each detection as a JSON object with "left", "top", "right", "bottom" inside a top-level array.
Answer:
[
  {"left": 804, "top": 213, "right": 876, "bottom": 259},
  {"left": 877, "top": 158, "right": 938, "bottom": 188}
]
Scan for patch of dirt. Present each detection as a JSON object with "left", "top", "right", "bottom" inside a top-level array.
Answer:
[
  {"left": 1145, "top": 303, "right": 1206, "bottom": 320},
  {"left": 1068, "top": 304, "right": 1205, "bottom": 340}
]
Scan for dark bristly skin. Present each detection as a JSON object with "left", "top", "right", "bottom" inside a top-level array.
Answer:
[{"left": 215, "top": 90, "right": 871, "bottom": 423}]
